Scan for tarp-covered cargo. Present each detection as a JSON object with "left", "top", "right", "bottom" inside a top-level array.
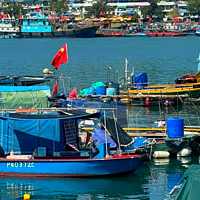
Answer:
[
  {"left": 134, "top": 72, "right": 148, "bottom": 87},
  {"left": 172, "top": 164, "right": 200, "bottom": 200},
  {"left": 0, "top": 86, "right": 51, "bottom": 109}
]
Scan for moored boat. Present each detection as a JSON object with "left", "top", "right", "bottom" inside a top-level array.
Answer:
[
  {"left": 17, "top": 12, "right": 98, "bottom": 38},
  {"left": 144, "top": 31, "right": 187, "bottom": 37},
  {"left": 95, "top": 28, "right": 125, "bottom": 37},
  {"left": 120, "top": 55, "right": 200, "bottom": 101},
  {"left": 0, "top": 155, "right": 141, "bottom": 177},
  {"left": 125, "top": 32, "right": 151, "bottom": 37},
  {"left": 0, "top": 110, "right": 145, "bottom": 177},
  {"left": 0, "top": 18, "right": 19, "bottom": 36}
]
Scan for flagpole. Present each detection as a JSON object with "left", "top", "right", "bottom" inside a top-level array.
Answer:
[
  {"left": 67, "top": 63, "right": 71, "bottom": 92},
  {"left": 61, "top": 73, "right": 66, "bottom": 95},
  {"left": 65, "top": 43, "right": 71, "bottom": 92}
]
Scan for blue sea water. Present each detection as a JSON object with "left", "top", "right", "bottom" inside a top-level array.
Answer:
[{"left": 0, "top": 36, "right": 200, "bottom": 199}]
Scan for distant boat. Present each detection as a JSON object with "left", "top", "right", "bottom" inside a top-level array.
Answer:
[
  {"left": 17, "top": 13, "right": 99, "bottom": 38},
  {"left": 0, "top": 18, "right": 19, "bottom": 36},
  {"left": 144, "top": 31, "right": 187, "bottom": 37},
  {"left": 125, "top": 32, "right": 151, "bottom": 37}
]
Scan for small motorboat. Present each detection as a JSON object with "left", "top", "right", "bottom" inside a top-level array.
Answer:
[{"left": 125, "top": 32, "right": 151, "bottom": 37}]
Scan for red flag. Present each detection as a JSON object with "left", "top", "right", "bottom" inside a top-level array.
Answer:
[
  {"left": 51, "top": 44, "right": 68, "bottom": 70},
  {"left": 69, "top": 88, "right": 77, "bottom": 98},
  {"left": 53, "top": 80, "right": 58, "bottom": 95}
]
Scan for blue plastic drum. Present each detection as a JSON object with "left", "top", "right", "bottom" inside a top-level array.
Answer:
[
  {"left": 87, "top": 87, "right": 96, "bottom": 95},
  {"left": 106, "top": 88, "right": 116, "bottom": 95},
  {"left": 166, "top": 118, "right": 184, "bottom": 138},
  {"left": 96, "top": 86, "right": 106, "bottom": 95}
]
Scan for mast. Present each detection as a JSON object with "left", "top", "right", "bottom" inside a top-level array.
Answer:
[
  {"left": 198, "top": 53, "right": 200, "bottom": 72},
  {"left": 125, "top": 58, "right": 129, "bottom": 90}
]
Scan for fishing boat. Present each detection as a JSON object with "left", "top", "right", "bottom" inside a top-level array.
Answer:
[
  {"left": 0, "top": 110, "right": 145, "bottom": 177},
  {"left": 96, "top": 116, "right": 197, "bottom": 157},
  {"left": 17, "top": 12, "right": 98, "bottom": 38},
  {"left": 143, "top": 31, "right": 187, "bottom": 37},
  {"left": 125, "top": 32, "right": 151, "bottom": 37},
  {"left": 95, "top": 28, "right": 125, "bottom": 37},
  {"left": 119, "top": 55, "right": 200, "bottom": 105}
]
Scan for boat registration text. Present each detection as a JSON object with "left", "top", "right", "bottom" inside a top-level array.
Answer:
[{"left": 7, "top": 162, "right": 35, "bottom": 168}]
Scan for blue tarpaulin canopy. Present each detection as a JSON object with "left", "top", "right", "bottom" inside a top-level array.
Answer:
[
  {"left": 92, "top": 128, "right": 117, "bottom": 149},
  {"left": 134, "top": 72, "right": 148, "bottom": 87}
]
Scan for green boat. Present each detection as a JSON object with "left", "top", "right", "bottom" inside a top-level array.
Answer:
[{"left": 137, "top": 135, "right": 197, "bottom": 156}]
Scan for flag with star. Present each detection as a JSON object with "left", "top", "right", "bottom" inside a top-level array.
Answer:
[{"left": 51, "top": 44, "right": 68, "bottom": 70}]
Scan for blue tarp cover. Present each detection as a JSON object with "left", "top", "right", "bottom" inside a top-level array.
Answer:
[
  {"left": 134, "top": 72, "right": 148, "bottom": 87},
  {"left": 92, "top": 128, "right": 117, "bottom": 149},
  {"left": 0, "top": 85, "right": 50, "bottom": 92}
]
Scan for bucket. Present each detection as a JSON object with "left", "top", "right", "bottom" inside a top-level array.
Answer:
[
  {"left": 96, "top": 86, "right": 106, "bottom": 95},
  {"left": 87, "top": 87, "right": 96, "bottom": 95},
  {"left": 166, "top": 118, "right": 184, "bottom": 138},
  {"left": 109, "top": 82, "right": 119, "bottom": 95},
  {"left": 106, "top": 88, "right": 116, "bottom": 95}
]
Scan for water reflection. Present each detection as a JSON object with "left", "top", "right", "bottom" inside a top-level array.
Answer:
[{"left": 0, "top": 173, "right": 148, "bottom": 200}]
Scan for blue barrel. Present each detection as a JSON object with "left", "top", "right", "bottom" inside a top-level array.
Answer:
[
  {"left": 87, "top": 87, "right": 96, "bottom": 95},
  {"left": 166, "top": 118, "right": 184, "bottom": 138},
  {"left": 96, "top": 86, "right": 106, "bottom": 95},
  {"left": 109, "top": 82, "right": 119, "bottom": 95},
  {"left": 106, "top": 88, "right": 116, "bottom": 95}
]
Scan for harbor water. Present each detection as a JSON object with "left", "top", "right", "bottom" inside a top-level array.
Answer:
[{"left": 0, "top": 36, "right": 200, "bottom": 199}]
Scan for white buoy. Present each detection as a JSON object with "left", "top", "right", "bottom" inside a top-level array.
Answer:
[
  {"left": 153, "top": 151, "right": 170, "bottom": 158},
  {"left": 177, "top": 146, "right": 192, "bottom": 157},
  {"left": 43, "top": 68, "right": 52, "bottom": 74},
  {"left": 43, "top": 68, "right": 50, "bottom": 74}
]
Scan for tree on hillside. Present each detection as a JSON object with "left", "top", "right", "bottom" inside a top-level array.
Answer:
[
  {"left": 131, "top": 13, "right": 140, "bottom": 22},
  {"left": 141, "top": 0, "right": 164, "bottom": 19},
  {"left": 49, "top": 0, "right": 68, "bottom": 15},
  {"left": 168, "top": 8, "right": 179, "bottom": 18},
  {"left": 2, "top": 6, "right": 26, "bottom": 18},
  {"left": 87, "top": 0, "right": 111, "bottom": 18},
  {"left": 188, "top": 0, "right": 200, "bottom": 14}
]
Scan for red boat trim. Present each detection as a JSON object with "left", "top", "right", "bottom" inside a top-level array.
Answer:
[{"left": 0, "top": 156, "right": 139, "bottom": 162}]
